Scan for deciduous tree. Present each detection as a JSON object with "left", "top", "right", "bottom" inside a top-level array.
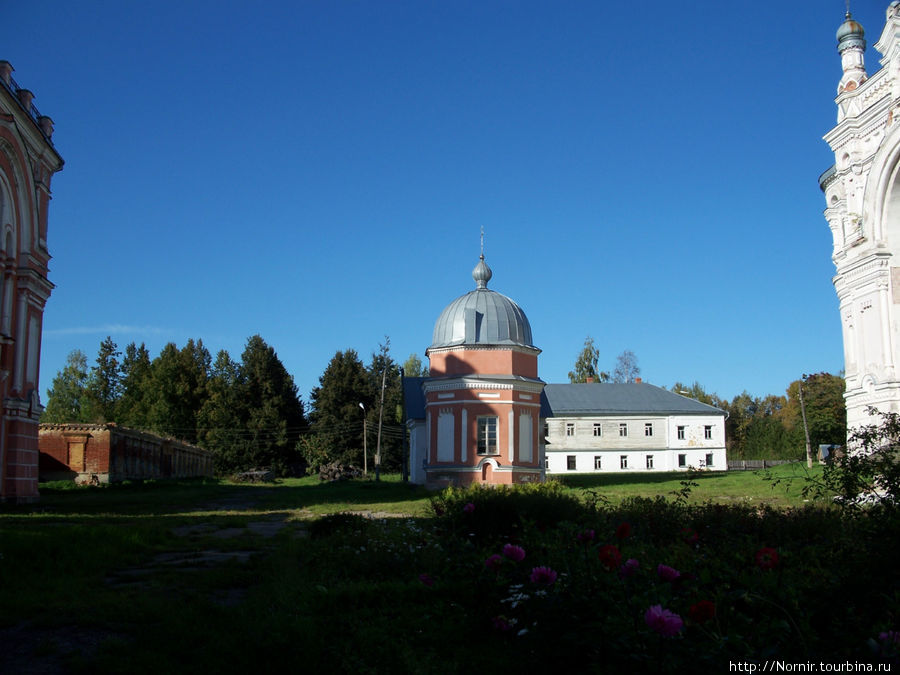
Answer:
[
  {"left": 612, "top": 349, "right": 640, "bottom": 384},
  {"left": 42, "top": 350, "right": 90, "bottom": 423}
]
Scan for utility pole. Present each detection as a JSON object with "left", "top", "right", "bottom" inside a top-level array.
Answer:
[
  {"left": 359, "top": 402, "right": 367, "bottom": 475},
  {"left": 799, "top": 377, "right": 813, "bottom": 468},
  {"left": 375, "top": 365, "right": 386, "bottom": 482}
]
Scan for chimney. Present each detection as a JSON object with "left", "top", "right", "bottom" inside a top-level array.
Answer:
[
  {"left": 635, "top": 377, "right": 642, "bottom": 384},
  {"left": 0, "top": 61, "right": 12, "bottom": 87},
  {"left": 585, "top": 376, "right": 594, "bottom": 383}
]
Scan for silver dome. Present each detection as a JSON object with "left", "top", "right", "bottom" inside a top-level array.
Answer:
[{"left": 429, "top": 256, "right": 535, "bottom": 350}]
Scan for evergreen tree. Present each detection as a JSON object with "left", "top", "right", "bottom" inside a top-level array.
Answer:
[
  {"left": 84, "top": 336, "right": 122, "bottom": 422},
  {"left": 145, "top": 339, "right": 210, "bottom": 443},
  {"left": 118, "top": 342, "right": 152, "bottom": 429},
  {"left": 197, "top": 349, "right": 251, "bottom": 474},
  {"left": 238, "top": 335, "right": 306, "bottom": 475},
  {"left": 308, "top": 349, "right": 373, "bottom": 467},
  {"left": 42, "top": 350, "right": 90, "bottom": 423}
]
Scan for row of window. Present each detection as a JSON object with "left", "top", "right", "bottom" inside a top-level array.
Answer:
[
  {"left": 562, "top": 453, "right": 715, "bottom": 470},
  {"left": 560, "top": 422, "right": 714, "bottom": 439}
]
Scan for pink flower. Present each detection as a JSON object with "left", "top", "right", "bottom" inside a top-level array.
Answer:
[
  {"left": 418, "top": 573, "right": 434, "bottom": 587},
  {"left": 657, "top": 564, "right": 681, "bottom": 582},
  {"left": 484, "top": 554, "right": 503, "bottom": 571},
  {"left": 597, "top": 544, "right": 622, "bottom": 571},
  {"left": 502, "top": 543, "right": 526, "bottom": 562},
  {"left": 619, "top": 558, "right": 640, "bottom": 578},
  {"left": 879, "top": 630, "right": 900, "bottom": 646},
  {"left": 755, "top": 547, "right": 779, "bottom": 571},
  {"left": 529, "top": 566, "right": 558, "bottom": 586},
  {"left": 644, "top": 604, "right": 684, "bottom": 637},
  {"left": 463, "top": 502, "right": 475, "bottom": 514},
  {"left": 576, "top": 529, "right": 595, "bottom": 544},
  {"left": 616, "top": 522, "right": 632, "bottom": 540}
]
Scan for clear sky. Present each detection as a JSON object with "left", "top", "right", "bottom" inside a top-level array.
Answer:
[{"left": 5, "top": 0, "right": 884, "bottom": 407}]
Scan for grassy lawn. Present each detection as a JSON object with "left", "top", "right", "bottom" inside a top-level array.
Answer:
[
  {"left": 3, "top": 466, "right": 895, "bottom": 672},
  {"left": 557, "top": 462, "right": 821, "bottom": 508}
]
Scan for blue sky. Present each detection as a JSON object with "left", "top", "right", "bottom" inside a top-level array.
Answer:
[{"left": 5, "top": 1, "right": 882, "bottom": 406}]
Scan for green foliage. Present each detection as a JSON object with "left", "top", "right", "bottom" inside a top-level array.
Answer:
[
  {"left": 804, "top": 407, "right": 900, "bottom": 512},
  {"left": 144, "top": 340, "right": 211, "bottom": 443},
  {"left": 402, "top": 353, "right": 427, "bottom": 378},
  {"left": 568, "top": 335, "right": 602, "bottom": 383},
  {"left": 84, "top": 336, "right": 122, "bottom": 422},
  {"left": 117, "top": 342, "right": 152, "bottom": 428},
  {"left": 42, "top": 349, "right": 90, "bottom": 423},
  {"left": 309, "top": 348, "right": 373, "bottom": 467}
]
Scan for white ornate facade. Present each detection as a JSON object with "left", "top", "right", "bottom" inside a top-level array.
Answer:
[{"left": 822, "top": 3, "right": 900, "bottom": 432}]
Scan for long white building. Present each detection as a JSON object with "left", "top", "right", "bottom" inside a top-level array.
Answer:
[{"left": 541, "top": 383, "right": 726, "bottom": 475}]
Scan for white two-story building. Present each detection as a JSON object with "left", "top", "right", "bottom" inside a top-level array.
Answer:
[{"left": 541, "top": 382, "right": 726, "bottom": 474}]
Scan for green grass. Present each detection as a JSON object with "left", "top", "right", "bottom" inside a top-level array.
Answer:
[
  {"left": 558, "top": 462, "right": 823, "bottom": 508},
  {"left": 0, "top": 466, "right": 864, "bottom": 673}
]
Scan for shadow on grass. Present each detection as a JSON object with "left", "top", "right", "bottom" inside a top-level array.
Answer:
[
  {"left": 16, "top": 476, "right": 431, "bottom": 516},
  {"left": 557, "top": 470, "right": 730, "bottom": 489}
]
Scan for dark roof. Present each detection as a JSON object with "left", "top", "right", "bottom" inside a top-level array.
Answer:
[
  {"left": 541, "top": 383, "right": 724, "bottom": 417},
  {"left": 403, "top": 377, "right": 427, "bottom": 420}
]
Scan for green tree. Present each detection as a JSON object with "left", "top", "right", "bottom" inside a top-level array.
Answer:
[
  {"left": 118, "top": 342, "right": 152, "bottom": 429},
  {"left": 670, "top": 381, "right": 726, "bottom": 409},
  {"left": 42, "top": 350, "right": 90, "bottom": 423},
  {"left": 368, "top": 338, "right": 404, "bottom": 473},
  {"left": 238, "top": 335, "right": 306, "bottom": 475},
  {"left": 144, "top": 339, "right": 211, "bottom": 443},
  {"left": 612, "top": 349, "right": 640, "bottom": 384},
  {"left": 783, "top": 373, "right": 847, "bottom": 453},
  {"left": 402, "top": 353, "right": 428, "bottom": 378},
  {"left": 308, "top": 349, "right": 373, "bottom": 468},
  {"left": 569, "top": 336, "right": 607, "bottom": 383},
  {"left": 197, "top": 349, "right": 248, "bottom": 474},
  {"left": 84, "top": 336, "right": 122, "bottom": 422}
]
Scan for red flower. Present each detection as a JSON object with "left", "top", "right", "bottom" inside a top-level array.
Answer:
[
  {"left": 616, "top": 522, "right": 632, "bottom": 540},
  {"left": 688, "top": 600, "right": 716, "bottom": 624},
  {"left": 598, "top": 544, "right": 622, "bottom": 571},
  {"left": 681, "top": 527, "right": 699, "bottom": 544},
  {"left": 755, "top": 547, "right": 779, "bottom": 570}
]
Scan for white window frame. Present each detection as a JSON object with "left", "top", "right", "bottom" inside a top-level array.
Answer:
[
  {"left": 645, "top": 423, "right": 653, "bottom": 437},
  {"left": 704, "top": 425, "right": 713, "bottom": 440},
  {"left": 566, "top": 423, "right": 575, "bottom": 437},
  {"left": 677, "top": 426, "right": 685, "bottom": 440},
  {"left": 477, "top": 416, "right": 498, "bottom": 455},
  {"left": 646, "top": 455, "right": 654, "bottom": 469},
  {"left": 619, "top": 423, "right": 627, "bottom": 437},
  {"left": 593, "top": 423, "right": 602, "bottom": 437},
  {"left": 567, "top": 455, "right": 577, "bottom": 471},
  {"left": 620, "top": 455, "right": 628, "bottom": 469},
  {"left": 594, "top": 455, "right": 602, "bottom": 470}
]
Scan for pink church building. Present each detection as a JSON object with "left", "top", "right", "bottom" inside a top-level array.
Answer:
[
  {"left": 405, "top": 255, "right": 545, "bottom": 486},
  {"left": 0, "top": 62, "right": 64, "bottom": 503}
]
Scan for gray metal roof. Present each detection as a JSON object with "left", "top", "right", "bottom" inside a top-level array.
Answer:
[
  {"left": 540, "top": 383, "right": 724, "bottom": 417},
  {"left": 402, "top": 380, "right": 723, "bottom": 422},
  {"left": 429, "top": 256, "right": 535, "bottom": 350}
]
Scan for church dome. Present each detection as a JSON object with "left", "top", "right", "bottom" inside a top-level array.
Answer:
[
  {"left": 430, "top": 256, "right": 535, "bottom": 350},
  {"left": 837, "top": 13, "right": 865, "bottom": 51}
]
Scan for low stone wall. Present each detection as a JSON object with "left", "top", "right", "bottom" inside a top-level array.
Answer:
[{"left": 39, "top": 423, "right": 213, "bottom": 484}]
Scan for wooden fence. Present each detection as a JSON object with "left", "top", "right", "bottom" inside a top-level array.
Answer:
[{"left": 726, "top": 459, "right": 798, "bottom": 471}]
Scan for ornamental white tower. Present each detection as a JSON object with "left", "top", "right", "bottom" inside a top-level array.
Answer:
[{"left": 821, "top": 3, "right": 900, "bottom": 431}]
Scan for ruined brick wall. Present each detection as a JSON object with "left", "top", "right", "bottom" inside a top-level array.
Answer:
[{"left": 39, "top": 424, "right": 213, "bottom": 484}]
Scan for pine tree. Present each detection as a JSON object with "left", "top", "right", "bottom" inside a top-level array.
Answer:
[
  {"left": 308, "top": 349, "right": 373, "bottom": 467},
  {"left": 118, "top": 342, "right": 152, "bottom": 429},
  {"left": 84, "top": 336, "right": 122, "bottom": 422},
  {"left": 368, "top": 338, "right": 403, "bottom": 472},
  {"left": 145, "top": 339, "right": 210, "bottom": 443},
  {"left": 197, "top": 349, "right": 249, "bottom": 474},
  {"left": 238, "top": 335, "right": 306, "bottom": 475},
  {"left": 42, "top": 350, "right": 90, "bottom": 423}
]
